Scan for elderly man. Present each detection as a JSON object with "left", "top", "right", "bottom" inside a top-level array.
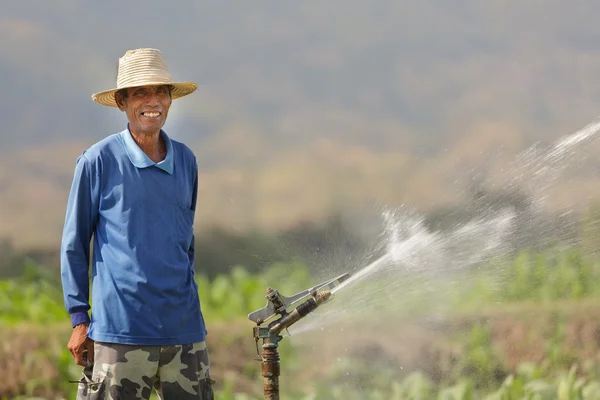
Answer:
[{"left": 61, "top": 48, "right": 214, "bottom": 400}]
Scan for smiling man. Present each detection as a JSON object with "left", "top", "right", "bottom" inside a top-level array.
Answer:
[{"left": 61, "top": 48, "right": 214, "bottom": 400}]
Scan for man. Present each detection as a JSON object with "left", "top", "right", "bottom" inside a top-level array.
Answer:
[{"left": 61, "top": 48, "right": 214, "bottom": 400}]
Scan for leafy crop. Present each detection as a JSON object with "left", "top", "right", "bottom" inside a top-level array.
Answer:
[{"left": 4, "top": 248, "right": 600, "bottom": 399}]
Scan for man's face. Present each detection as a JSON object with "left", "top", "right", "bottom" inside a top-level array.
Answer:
[{"left": 116, "top": 85, "right": 172, "bottom": 136}]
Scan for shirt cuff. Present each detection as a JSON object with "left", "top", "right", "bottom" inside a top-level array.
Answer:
[{"left": 70, "top": 311, "right": 90, "bottom": 328}]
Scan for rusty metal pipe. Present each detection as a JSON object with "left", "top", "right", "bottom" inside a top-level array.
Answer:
[{"left": 261, "top": 344, "right": 280, "bottom": 400}]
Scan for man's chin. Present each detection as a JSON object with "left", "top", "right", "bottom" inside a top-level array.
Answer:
[{"left": 135, "top": 121, "right": 166, "bottom": 133}]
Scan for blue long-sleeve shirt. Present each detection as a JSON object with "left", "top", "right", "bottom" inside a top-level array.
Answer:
[{"left": 60, "top": 128, "right": 206, "bottom": 345}]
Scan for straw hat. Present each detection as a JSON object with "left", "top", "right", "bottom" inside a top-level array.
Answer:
[{"left": 92, "top": 48, "right": 198, "bottom": 107}]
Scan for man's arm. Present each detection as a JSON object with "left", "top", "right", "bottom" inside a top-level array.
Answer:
[
  {"left": 60, "top": 154, "right": 100, "bottom": 365},
  {"left": 61, "top": 154, "right": 99, "bottom": 325}
]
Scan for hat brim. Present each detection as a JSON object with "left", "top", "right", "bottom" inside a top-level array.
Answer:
[{"left": 91, "top": 81, "right": 198, "bottom": 107}]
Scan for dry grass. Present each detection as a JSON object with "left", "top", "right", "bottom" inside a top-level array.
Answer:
[{"left": 0, "top": 324, "right": 70, "bottom": 399}]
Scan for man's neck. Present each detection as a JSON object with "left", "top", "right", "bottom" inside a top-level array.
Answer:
[{"left": 129, "top": 129, "right": 166, "bottom": 163}]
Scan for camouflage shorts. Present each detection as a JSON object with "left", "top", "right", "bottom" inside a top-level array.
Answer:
[{"left": 76, "top": 341, "right": 215, "bottom": 400}]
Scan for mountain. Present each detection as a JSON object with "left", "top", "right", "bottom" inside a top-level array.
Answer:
[{"left": 3, "top": 1, "right": 600, "bottom": 248}]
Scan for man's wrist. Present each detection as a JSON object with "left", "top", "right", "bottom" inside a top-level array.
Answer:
[{"left": 70, "top": 311, "right": 90, "bottom": 328}]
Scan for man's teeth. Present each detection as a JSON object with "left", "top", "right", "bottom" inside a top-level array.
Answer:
[{"left": 143, "top": 112, "right": 160, "bottom": 118}]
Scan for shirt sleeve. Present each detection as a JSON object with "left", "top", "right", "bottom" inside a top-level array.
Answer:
[{"left": 60, "top": 153, "right": 100, "bottom": 327}]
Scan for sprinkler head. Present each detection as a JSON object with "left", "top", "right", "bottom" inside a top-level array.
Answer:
[
  {"left": 247, "top": 272, "right": 350, "bottom": 325},
  {"left": 314, "top": 290, "right": 332, "bottom": 305}
]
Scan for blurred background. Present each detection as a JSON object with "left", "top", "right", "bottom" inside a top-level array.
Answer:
[{"left": 5, "top": 1, "right": 600, "bottom": 399}]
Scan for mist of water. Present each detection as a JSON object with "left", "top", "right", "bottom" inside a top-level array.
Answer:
[{"left": 290, "top": 116, "right": 600, "bottom": 336}]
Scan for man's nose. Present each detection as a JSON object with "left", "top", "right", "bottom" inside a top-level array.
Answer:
[{"left": 146, "top": 92, "right": 160, "bottom": 106}]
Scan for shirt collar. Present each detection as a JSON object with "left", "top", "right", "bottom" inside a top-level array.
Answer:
[{"left": 120, "top": 127, "right": 174, "bottom": 175}]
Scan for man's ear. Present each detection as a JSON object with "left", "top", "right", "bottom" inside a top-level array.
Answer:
[{"left": 115, "top": 92, "right": 126, "bottom": 111}]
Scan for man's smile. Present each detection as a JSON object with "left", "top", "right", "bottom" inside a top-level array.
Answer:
[{"left": 141, "top": 111, "right": 161, "bottom": 118}]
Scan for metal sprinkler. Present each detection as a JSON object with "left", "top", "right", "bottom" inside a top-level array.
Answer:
[{"left": 247, "top": 273, "right": 350, "bottom": 400}]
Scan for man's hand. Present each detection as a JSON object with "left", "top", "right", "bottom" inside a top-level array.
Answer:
[{"left": 67, "top": 322, "right": 94, "bottom": 366}]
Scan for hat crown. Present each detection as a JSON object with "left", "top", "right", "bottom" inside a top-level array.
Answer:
[
  {"left": 116, "top": 48, "right": 173, "bottom": 89},
  {"left": 92, "top": 47, "right": 197, "bottom": 107}
]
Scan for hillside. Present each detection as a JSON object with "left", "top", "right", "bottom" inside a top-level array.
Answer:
[{"left": 3, "top": 1, "right": 600, "bottom": 248}]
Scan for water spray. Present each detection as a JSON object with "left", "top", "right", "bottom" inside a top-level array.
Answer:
[{"left": 248, "top": 272, "right": 350, "bottom": 399}]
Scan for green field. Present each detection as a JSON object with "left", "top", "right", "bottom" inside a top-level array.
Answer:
[{"left": 4, "top": 247, "right": 600, "bottom": 399}]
